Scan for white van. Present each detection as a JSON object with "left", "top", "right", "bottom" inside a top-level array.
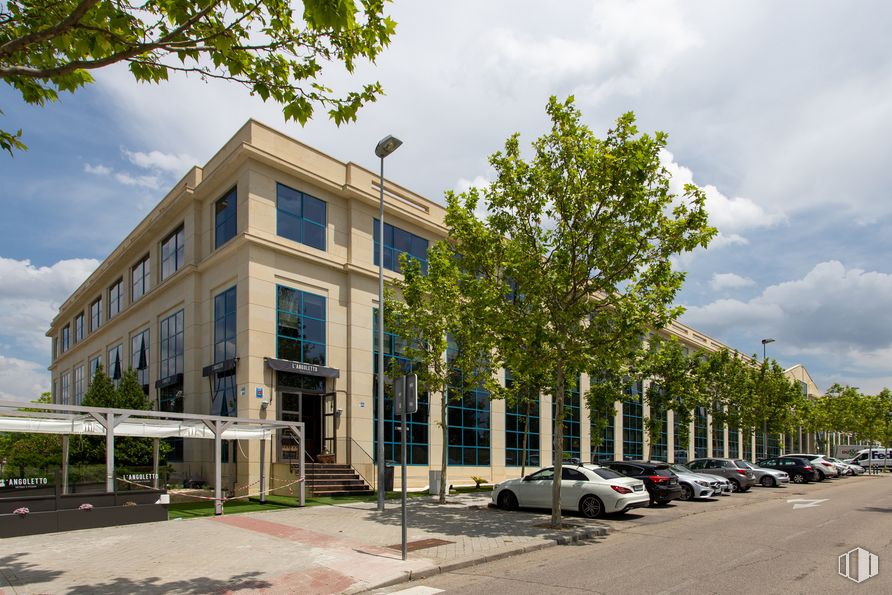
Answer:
[{"left": 845, "top": 448, "right": 892, "bottom": 469}]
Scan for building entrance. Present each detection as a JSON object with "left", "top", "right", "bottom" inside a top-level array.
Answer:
[{"left": 279, "top": 390, "right": 336, "bottom": 462}]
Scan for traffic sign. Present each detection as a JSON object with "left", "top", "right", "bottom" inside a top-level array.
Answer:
[{"left": 394, "top": 373, "right": 418, "bottom": 415}]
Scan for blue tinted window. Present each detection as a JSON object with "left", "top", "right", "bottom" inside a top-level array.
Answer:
[
  {"left": 552, "top": 375, "right": 581, "bottom": 461},
  {"left": 276, "top": 183, "right": 326, "bottom": 250},
  {"left": 277, "top": 286, "right": 325, "bottom": 366},
  {"left": 159, "top": 310, "right": 184, "bottom": 381},
  {"left": 373, "top": 219, "right": 428, "bottom": 273},
  {"left": 505, "top": 370, "right": 539, "bottom": 467},
  {"left": 623, "top": 381, "right": 643, "bottom": 460},
  {"left": 447, "top": 342, "right": 491, "bottom": 466},
  {"left": 695, "top": 406, "right": 708, "bottom": 459},
  {"left": 215, "top": 188, "right": 237, "bottom": 249}
]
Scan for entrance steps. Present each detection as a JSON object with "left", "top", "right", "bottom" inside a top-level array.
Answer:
[{"left": 294, "top": 463, "right": 374, "bottom": 497}]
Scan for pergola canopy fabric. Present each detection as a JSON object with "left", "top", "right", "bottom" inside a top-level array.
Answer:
[{"left": 0, "top": 416, "right": 273, "bottom": 440}]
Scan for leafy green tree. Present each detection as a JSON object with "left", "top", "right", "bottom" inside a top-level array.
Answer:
[
  {"left": 0, "top": 0, "right": 396, "bottom": 153},
  {"left": 384, "top": 241, "right": 496, "bottom": 503},
  {"left": 446, "top": 96, "right": 714, "bottom": 526},
  {"left": 0, "top": 393, "right": 62, "bottom": 477}
]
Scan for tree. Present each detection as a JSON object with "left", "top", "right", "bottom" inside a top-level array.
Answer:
[
  {"left": 0, "top": 393, "right": 62, "bottom": 477},
  {"left": 384, "top": 241, "right": 496, "bottom": 503},
  {"left": 446, "top": 96, "right": 715, "bottom": 526},
  {"left": 0, "top": 0, "right": 396, "bottom": 153}
]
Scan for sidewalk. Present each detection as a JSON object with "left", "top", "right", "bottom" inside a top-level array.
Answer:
[{"left": 0, "top": 493, "right": 608, "bottom": 594}]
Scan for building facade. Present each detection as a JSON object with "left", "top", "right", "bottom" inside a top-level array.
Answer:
[{"left": 47, "top": 121, "right": 810, "bottom": 491}]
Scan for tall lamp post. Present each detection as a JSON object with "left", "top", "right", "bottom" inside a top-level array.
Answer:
[
  {"left": 761, "top": 338, "right": 775, "bottom": 361},
  {"left": 760, "top": 338, "right": 775, "bottom": 459},
  {"left": 375, "top": 134, "right": 402, "bottom": 513}
]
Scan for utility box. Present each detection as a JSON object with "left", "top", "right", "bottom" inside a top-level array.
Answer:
[{"left": 429, "top": 470, "right": 447, "bottom": 495}]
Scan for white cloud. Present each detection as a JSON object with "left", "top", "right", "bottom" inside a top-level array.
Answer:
[
  {"left": 710, "top": 272, "right": 755, "bottom": 291},
  {"left": 0, "top": 356, "right": 50, "bottom": 402},
  {"left": 0, "top": 258, "right": 99, "bottom": 353},
  {"left": 124, "top": 149, "right": 195, "bottom": 175},
  {"left": 114, "top": 171, "right": 160, "bottom": 189},
  {"left": 84, "top": 163, "right": 111, "bottom": 176}
]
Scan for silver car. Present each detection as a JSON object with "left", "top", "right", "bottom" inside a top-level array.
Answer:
[
  {"left": 735, "top": 459, "right": 789, "bottom": 487},
  {"left": 669, "top": 464, "right": 728, "bottom": 500}
]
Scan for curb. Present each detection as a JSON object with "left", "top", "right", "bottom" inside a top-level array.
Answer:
[{"left": 350, "top": 524, "right": 609, "bottom": 594}]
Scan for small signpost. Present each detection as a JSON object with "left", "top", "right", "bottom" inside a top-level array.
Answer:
[{"left": 393, "top": 373, "right": 417, "bottom": 561}]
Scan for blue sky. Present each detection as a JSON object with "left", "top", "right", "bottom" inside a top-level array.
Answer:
[{"left": 3, "top": 0, "right": 892, "bottom": 400}]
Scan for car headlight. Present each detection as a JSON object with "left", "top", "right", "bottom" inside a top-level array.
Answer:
[{"left": 695, "top": 480, "right": 709, "bottom": 487}]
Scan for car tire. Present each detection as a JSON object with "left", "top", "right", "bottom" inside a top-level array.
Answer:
[
  {"left": 760, "top": 475, "right": 775, "bottom": 488},
  {"left": 729, "top": 479, "right": 742, "bottom": 493},
  {"left": 816, "top": 470, "right": 825, "bottom": 481},
  {"left": 847, "top": 469, "right": 854, "bottom": 476},
  {"left": 497, "top": 490, "right": 518, "bottom": 511},
  {"left": 792, "top": 473, "right": 805, "bottom": 484},
  {"left": 679, "top": 484, "right": 694, "bottom": 501},
  {"left": 580, "top": 495, "right": 605, "bottom": 519}
]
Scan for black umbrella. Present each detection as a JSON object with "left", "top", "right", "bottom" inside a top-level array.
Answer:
[
  {"left": 112, "top": 350, "right": 122, "bottom": 380},
  {"left": 137, "top": 336, "right": 147, "bottom": 371}
]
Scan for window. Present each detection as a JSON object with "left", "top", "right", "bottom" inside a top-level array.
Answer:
[
  {"left": 528, "top": 468, "right": 554, "bottom": 481},
  {"left": 212, "top": 286, "right": 237, "bottom": 417},
  {"left": 744, "top": 431, "right": 753, "bottom": 461},
  {"left": 562, "top": 468, "right": 586, "bottom": 481},
  {"left": 74, "top": 313, "right": 84, "bottom": 343},
  {"left": 674, "top": 408, "right": 689, "bottom": 463},
  {"left": 447, "top": 341, "right": 491, "bottom": 467},
  {"left": 52, "top": 337, "right": 57, "bottom": 360},
  {"left": 592, "top": 405, "right": 615, "bottom": 462},
  {"left": 215, "top": 188, "right": 237, "bottom": 248},
  {"left": 89, "top": 356, "right": 101, "bottom": 382},
  {"left": 728, "top": 426, "right": 740, "bottom": 459},
  {"left": 373, "top": 309, "right": 429, "bottom": 465},
  {"left": 61, "top": 372, "right": 71, "bottom": 405},
  {"left": 108, "top": 278, "right": 123, "bottom": 319},
  {"left": 276, "top": 183, "right": 326, "bottom": 250},
  {"left": 650, "top": 404, "right": 669, "bottom": 462},
  {"left": 373, "top": 219, "right": 428, "bottom": 273},
  {"left": 767, "top": 433, "right": 780, "bottom": 458},
  {"left": 161, "top": 225, "right": 185, "bottom": 281},
  {"left": 505, "top": 370, "right": 539, "bottom": 467},
  {"left": 694, "top": 407, "right": 708, "bottom": 459},
  {"left": 622, "top": 381, "right": 643, "bottom": 460},
  {"left": 276, "top": 286, "right": 325, "bottom": 365},
  {"left": 107, "top": 344, "right": 124, "bottom": 387},
  {"left": 712, "top": 407, "right": 725, "bottom": 458},
  {"left": 132, "top": 255, "right": 151, "bottom": 301},
  {"left": 73, "top": 366, "right": 84, "bottom": 405},
  {"left": 552, "top": 375, "right": 581, "bottom": 460},
  {"left": 61, "top": 324, "right": 70, "bottom": 353},
  {"left": 131, "top": 328, "right": 150, "bottom": 394},
  {"left": 159, "top": 310, "right": 184, "bottom": 381},
  {"left": 90, "top": 298, "right": 102, "bottom": 331},
  {"left": 755, "top": 430, "right": 766, "bottom": 460}
]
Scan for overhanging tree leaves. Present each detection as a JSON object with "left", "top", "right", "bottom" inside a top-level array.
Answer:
[
  {"left": 0, "top": 0, "right": 396, "bottom": 153},
  {"left": 446, "top": 96, "right": 715, "bottom": 527}
]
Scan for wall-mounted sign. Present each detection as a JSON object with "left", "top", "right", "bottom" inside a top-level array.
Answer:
[
  {"left": 256, "top": 386, "right": 264, "bottom": 399},
  {"left": 359, "top": 401, "right": 365, "bottom": 408},
  {"left": 0, "top": 477, "right": 49, "bottom": 489},
  {"left": 240, "top": 385, "right": 247, "bottom": 397}
]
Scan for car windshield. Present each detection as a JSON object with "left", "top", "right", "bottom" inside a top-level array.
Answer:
[
  {"left": 591, "top": 468, "right": 624, "bottom": 480},
  {"left": 670, "top": 464, "right": 693, "bottom": 474}
]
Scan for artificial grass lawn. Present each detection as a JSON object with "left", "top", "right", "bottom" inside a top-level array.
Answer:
[{"left": 167, "top": 486, "right": 492, "bottom": 519}]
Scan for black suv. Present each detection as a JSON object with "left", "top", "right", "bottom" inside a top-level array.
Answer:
[
  {"left": 600, "top": 461, "right": 683, "bottom": 505},
  {"left": 756, "top": 456, "right": 818, "bottom": 484}
]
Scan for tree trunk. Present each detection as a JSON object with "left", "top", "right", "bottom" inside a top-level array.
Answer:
[
  {"left": 551, "top": 366, "right": 565, "bottom": 528},
  {"left": 439, "top": 386, "right": 448, "bottom": 504}
]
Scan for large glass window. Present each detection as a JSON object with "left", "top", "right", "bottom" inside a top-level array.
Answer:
[
  {"left": 61, "top": 372, "right": 70, "bottom": 405},
  {"left": 73, "top": 366, "right": 84, "bottom": 405},
  {"left": 674, "top": 408, "right": 689, "bottom": 463},
  {"left": 159, "top": 310, "right": 184, "bottom": 381},
  {"left": 108, "top": 278, "right": 123, "bottom": 319},
  {"left": 74, "top": 313, "right": 84, "bottom": 343},
  {"left": 89, "top": 356, "right": 101, "bottom": 382},
  {"left": 132, "top": 255, "right": 151, "bottom": 301},
  {"left": 61, "top": 324, "right": 70, "bottom": 353},
  {"left": 373, "top": 219, "right": 428, "bottom": 274},
  {"left": 592, "top": 406, "right": 615, "bottom": 462},
  {"left": 372, "top": 310, "right": 429, "bottom": 464},
  {"left": 212, "top": 286, "right": 237, "bottom": 417},
  {"left": 756, "top": 430, "right": 766, "bottom": 459},
  {"left": 276, "top": 183, "right": 326, "bottom": 250},
  {"left": 728, "top": 426, "right": 740, "bottom": 459},
  {"left": 623, "top": 382, "right": 644, "bottom": 460},
  {"left": 712, "top": 410, "right": 725, "bottom": 458},
  {"left": 504, "top": 370, "right": 539, "bottom": 467},
  {"left": 744, "top": 431, "right": 753, "bottom": 461},
  {"left": 694, "top": 407, "right": 708, "bottom": 459},
  {"left": 650, "top": 404, "right": 669, "bottom": 462},
  {"left": 215, "top": 187, "right": 237, "bottom": 249},
  {"left": 447, "top": 382, "right": 491, "bottom": 466},
  {"left": 276, "top": 285, "right": 325, "bottom": 365},
  {"left": 131, "top": 328, "right": 150, "bottom": 394},
  {"left": 767, "top": 433, "right": 780, "bottom": 458},
  {"left": 552, "top": 376, "right": 581, "bottom": 460},
  {"left": 107, "top": 344, "right": 124, "bottom": 387},
  {"left": 90, "top": 298, "right": 102, "bottom": 331},
  {"left": 161, "top": 225, "right": 185, "bottom": 281}
]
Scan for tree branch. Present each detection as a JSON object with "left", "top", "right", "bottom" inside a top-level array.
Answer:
[{"left": 0, "top": 0, "right": 101, "bottom": 58}]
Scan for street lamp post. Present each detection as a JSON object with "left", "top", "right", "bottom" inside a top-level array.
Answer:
[
  {"left": 760, "top": 338, "right": 775, "bottom": 459},
  {"left": 761, "top": 338, "right": 775, "bottom": 361},
  {"left": 375, "top": 134, "right": 402, "bottom": 513}
]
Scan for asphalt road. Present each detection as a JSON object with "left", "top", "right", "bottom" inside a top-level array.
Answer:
[{"left": 387, "top": 474, "right": 892, "bottom": 594}]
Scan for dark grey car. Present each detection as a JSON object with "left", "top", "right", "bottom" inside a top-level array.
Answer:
[{"left": 687, "top": 458, "right": 756, "bottom": 492}]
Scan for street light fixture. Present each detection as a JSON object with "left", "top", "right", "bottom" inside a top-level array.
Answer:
[
  {"left": 376, "top": 134, "right": 402, "bottom": 513},
  {"left": 761, "top": 338, "right": 775, "bottom": 361}
]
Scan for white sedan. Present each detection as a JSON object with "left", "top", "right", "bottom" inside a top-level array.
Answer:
[{"left": 492, "top": 464, "right": 650, "bottom": 519}]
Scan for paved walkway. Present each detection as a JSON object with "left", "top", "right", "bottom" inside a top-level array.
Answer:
[{"left": 0, "top": 494, "right": 607, "bottom": 594}]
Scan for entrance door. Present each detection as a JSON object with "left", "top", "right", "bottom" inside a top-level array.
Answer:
[
  {"left": 322, "top": 392, "right": 336, "bottom": 456},
  {"left": 278, "top": 391, "right": 325, "bottom": 461}
]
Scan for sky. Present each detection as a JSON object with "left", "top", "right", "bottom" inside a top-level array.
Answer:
[{"left": 2, "top": 0, "right": 892, "bottom": 401}]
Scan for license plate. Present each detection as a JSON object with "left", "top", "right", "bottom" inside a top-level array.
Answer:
[{"left": 633, "top": 485, "right": 643, "bottom": 492}]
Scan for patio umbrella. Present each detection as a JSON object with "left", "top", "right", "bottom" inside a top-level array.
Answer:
[
  {"left": 112, "top": 350, "right": 122, "bottom": 380},
  {"left": 137, "top": 336, "right": 147, "bottom": 370}
]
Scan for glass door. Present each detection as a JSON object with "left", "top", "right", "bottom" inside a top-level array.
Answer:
[{"left": 322, "top": 392, "right": 337, "bottom": 456}]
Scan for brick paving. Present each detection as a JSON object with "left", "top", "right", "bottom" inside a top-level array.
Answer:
[{"left": 0, "top": 493, "right": 607, "bottom": 594}]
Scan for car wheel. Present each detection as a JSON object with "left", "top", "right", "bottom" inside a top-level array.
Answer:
[
  {"left": 846, "top": 469, "right": 854, "bottom": 476},
  {"left": 792, "top": 473, "right": 805, "bottom": 484},
  {"left": 580, "top": 495, "right": 604, "bottom": 519},
  {"left": 497, "top": 490, "right": 518, "bottom": 511},
  {"left": 760, "top": 475, "right": 775, "bottom": 488},
  {"left": 729, "top": 479, "right": 741, "bottom": 493},
  {"left": 679, "top": 484, "right": 694, "bottom": 501},
  {"left": 816, "top": 470, "right": 825, "bottom": 481}
]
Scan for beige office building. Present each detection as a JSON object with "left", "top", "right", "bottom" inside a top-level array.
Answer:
[{"left": 47, "top": 121, "right": 817, "bottom": 493}]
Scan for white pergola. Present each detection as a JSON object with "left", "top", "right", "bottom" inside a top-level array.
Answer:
[{"left": 0, "top": 400, "right": 305, "bottom": 514}]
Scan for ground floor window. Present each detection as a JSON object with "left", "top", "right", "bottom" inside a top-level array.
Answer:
[
  {"left": 622, "top": 385, "right": 644, "bottom": 461},
  {"left": 744, "top": 431, "right": 753, "bottom": 461},
  {"left": 767, "top": 433, "right": 780, "bottom": 458},
  {"left": 552, "top": 376, "right": 581, "bottom": 461},
  {"left": 728, "top": 427, "right": 739, "bottom": 459},
  {"left": 694, "top": 407, "right": 708, "bottom": 459},
  {"left": 673, "top": 410, "right": 688, "bottom": 463},
  {"left": 447, "top": 385, "right": 491, "bottom": 466},
  {"left": 505, "top": 371, "right": 539, "bottom": 467},
  {"left": 592, "top": 406, "right": 615, "bottom": 462},
  {"left": 712, "top": 418, "right": 725, "bottom": 458},
  {"left": 756, "top": 430, "right": 766, "bottom": 460},
  {"left": 650, "top": 406, "right": 668, "bottom": 461}
]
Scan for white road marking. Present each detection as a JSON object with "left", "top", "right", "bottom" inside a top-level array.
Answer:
[
  {"left": 385, "top": 587, "right": 445, "bottom": 595},
  {"left": 787, "top": 498, "right": 829, "bottom": 509}
]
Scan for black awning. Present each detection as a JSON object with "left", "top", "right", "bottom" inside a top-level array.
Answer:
[
  {"left": 155, "top": 373, "right": 184, "bottom": 389},
  {"left": 202, "top": 357, "right": 238, "bottom": 377},
  {"left": 265, "top": 357, "right": 340, "bottom": 378}
]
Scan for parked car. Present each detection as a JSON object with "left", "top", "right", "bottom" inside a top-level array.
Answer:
[
  {"left": 827, "top": 457, "right": 864, "bottom": 475},
  {"left": 668, "top": 464, "right": 728, "bottom": 500},
  {"left": 686, "top": 458, "right": 757, "bottom": 492},
  {"left": 786, "top": 453, "right": 840, "bottom": 480},
  {"left": 756, "top": 456, "right": 818, "bottom": 483},
  {"left": 491, "top": 464, "right": 650, "bottom": 519},
  {"left": 600, "top": 461, "right": 683, "bottom": 505},
  {"left": 734, "top": 459, "right": 790, "bottom": 487}
]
